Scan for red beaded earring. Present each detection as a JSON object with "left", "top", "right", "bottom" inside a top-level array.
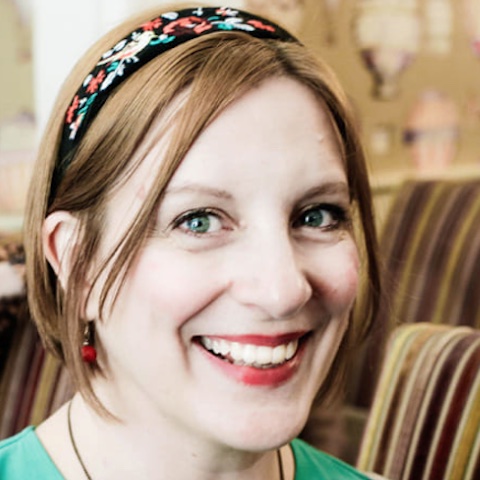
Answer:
[{"left": 81, "top": 321, "right": 97, "bottom": 363}]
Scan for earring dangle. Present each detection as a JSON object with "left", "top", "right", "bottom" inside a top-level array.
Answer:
[{"left": 81, "top": 321, "right": 97, "bottom": 363}]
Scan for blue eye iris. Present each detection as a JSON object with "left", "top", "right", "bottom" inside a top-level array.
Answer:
[
  {"left": 302, "top": 209, "right": 326, "bottom": 228},
  {"left": 184, "top": 215, "right": 212, "bottom": 233},
  {"left": 175, "top": 210, "right": 223, "bottom": 235}
]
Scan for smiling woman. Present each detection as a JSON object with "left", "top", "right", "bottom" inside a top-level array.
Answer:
[{"left": 0, "top": 3, "right": 380, "bottom": 480}]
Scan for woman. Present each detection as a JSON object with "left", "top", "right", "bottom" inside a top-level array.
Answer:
[{"left": 0, "top": 4, "right": 381, "bottom": 479}]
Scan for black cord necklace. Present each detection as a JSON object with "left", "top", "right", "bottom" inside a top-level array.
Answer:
[
  {"left": 277, "top": 447, "right": 285, "bottom": 480},
  {"left": 67, "top": 400, "right": 92, "bottom": 480},
  {"left": 68, "top": 400, "right": 285, "bottom": 480}
]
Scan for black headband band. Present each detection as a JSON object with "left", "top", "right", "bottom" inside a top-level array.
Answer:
[{"left": 54, "top": 6, "right": 297, "bottom": 190}]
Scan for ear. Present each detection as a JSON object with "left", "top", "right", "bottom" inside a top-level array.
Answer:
[{"left": 43, "top": 211, "right": 80, "bottom": 289}]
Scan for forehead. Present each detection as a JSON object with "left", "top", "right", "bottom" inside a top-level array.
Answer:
[
  {"left": 167, "top": 77, "right": 346, "bottom": 192},
  {"left": 110, "top": 77, "right": 346, "bottom": 215}
]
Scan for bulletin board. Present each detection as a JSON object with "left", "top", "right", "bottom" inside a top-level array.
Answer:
[{"left": 299, "top": 0, "right": 480, "bottom": 189}]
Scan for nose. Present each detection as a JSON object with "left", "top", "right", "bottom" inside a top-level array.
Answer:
[{"left": 228, "top": 232, "right": 313, "bottom": 319}]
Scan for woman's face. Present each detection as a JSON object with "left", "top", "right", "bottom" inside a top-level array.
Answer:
[{"left": 92, "top": 76, "right": 359, "bottom": 452}]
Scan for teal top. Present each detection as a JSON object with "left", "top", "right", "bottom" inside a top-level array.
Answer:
[
  {"left": 291, "top": 438, "right": 371, "bottom": 479},
  {"left": 0, "top": 427, "right": 370, "bottom": 479},
  {"left": 0, "top": 427, "right": 63, "bottom": 479}
]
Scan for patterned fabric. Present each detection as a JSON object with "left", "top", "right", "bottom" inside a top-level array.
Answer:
[
  {"left": 376, "top": 180, "right": 480, "bottom": 329},
  {"left": 57, "top": 6, "right": 297, "bottom": 181},
  {"left": 349, "top": 179, "right": 480, "bottom": 408},
  {"left": 0, "top": 239, "right": 28, "bottom": 425},
  {"left": 0, "top": 318, "right": 73, "bottom": 440},
  {"left": 357, "top": 323, "right": 480, "bottom": 480},
  {"left": 0, "top": 240, "right": 73, "bottom": 440}
]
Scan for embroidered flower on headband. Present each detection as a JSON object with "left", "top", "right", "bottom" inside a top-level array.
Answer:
[{"left": 56, "top": 6, "right": 297, "bottom": 185}]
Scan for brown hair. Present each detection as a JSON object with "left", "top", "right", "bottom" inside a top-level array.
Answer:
[{"left": 24, "top": 5, "right": 380, "bottom": 413}]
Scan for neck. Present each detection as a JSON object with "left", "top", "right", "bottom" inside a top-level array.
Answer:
[{"left": 69, "top": 394, "right": 288, "bottom": 480}]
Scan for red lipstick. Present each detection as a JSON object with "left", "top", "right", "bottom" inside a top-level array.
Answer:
[{"left": 196, "top": 333, "right": 308, "bottom": 387}]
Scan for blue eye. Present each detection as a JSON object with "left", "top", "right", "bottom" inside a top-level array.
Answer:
[
  {"left": 294, "top": 205, "right": 345, "bottom": 230},
  {"left": 302, "top": 209, "right": 327, "bottom": 228},
  {"left": 175, "top": 210, "right": 222, "bottom": 235}
]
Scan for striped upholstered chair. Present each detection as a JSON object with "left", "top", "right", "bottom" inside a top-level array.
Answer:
[
  {"left": 0, "top": 239, "right": 73, "bottom": 440},
  {"left": 357, "top": 323, "right": 480, "bottom": 480},
  {"left": 376, "top": 179, "right": 480, "bottom": 329},
  {"left": 349, "top": 179, "right": 480, "bottom": 409}
]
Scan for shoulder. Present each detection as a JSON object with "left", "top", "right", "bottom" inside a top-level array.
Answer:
[
  {"left": 0, "top": 427, "right": 63, "bottom": 479},
  {"left": 291, "top": 438, "right": 373, "bottom": 479}
]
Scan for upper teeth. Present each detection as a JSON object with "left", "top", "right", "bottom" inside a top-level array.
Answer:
[{"left": 200, "top": 337, "right": 299, "bottom": 367}]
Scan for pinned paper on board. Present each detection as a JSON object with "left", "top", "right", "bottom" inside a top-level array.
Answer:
[
  {"left": 403, "top": 90, "right": 459, "bottom": 172},
  {"left": 353, "top": 0, "right": 420, "bottom": 100}
]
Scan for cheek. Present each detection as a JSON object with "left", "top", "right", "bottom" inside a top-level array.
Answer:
[
  {"left": 311, "top": 241, "right": 360, "bottom": 313},
  {"left": 128, "top": 246, "right": 226, "bottom": 325},
  {"left": 340, "top": 247, "right": 360, "bottom": 303}
]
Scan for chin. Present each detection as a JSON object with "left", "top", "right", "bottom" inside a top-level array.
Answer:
[{"left": 210, "top": 405, "right": 311, "bottom": 453}]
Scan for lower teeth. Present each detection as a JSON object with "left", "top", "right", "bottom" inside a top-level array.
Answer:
[{"left": 211, "top": 350, "right": 287, "bottom": 369}]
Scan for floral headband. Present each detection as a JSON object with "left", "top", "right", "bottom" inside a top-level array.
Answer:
[{"left": 54, "top": 6, "right": 298, "bottom": 189}]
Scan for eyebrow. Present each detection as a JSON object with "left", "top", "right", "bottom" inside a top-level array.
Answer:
[
  {"left": 301, "top": 181, "right": 350, "bottom": 201},
  {"left": 164, "top": 184, "right": 233, "bottom": 200},
  {"left": 164, "top": 180, "right": 349, "bottom": 202}
]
